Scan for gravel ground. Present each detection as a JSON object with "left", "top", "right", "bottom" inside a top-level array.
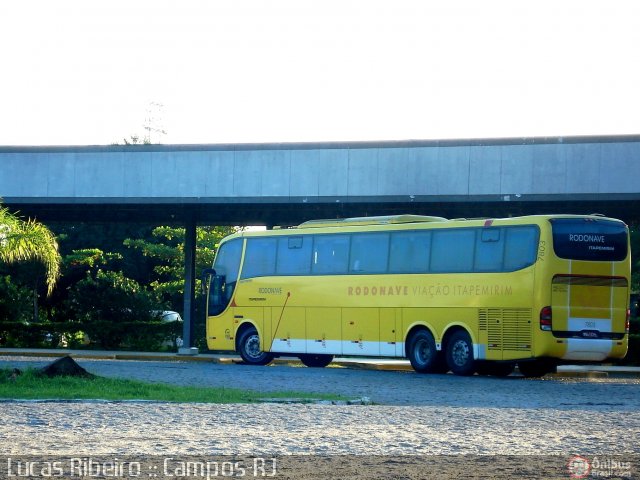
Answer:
[
  {"left": 0, "top": 355, "right": 638, "bottom": 473},
  {"left": 1, "top": 401, "right": 638, "bottom": 456}
]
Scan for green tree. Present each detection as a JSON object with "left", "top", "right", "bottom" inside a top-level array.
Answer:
[
  {"left": 0, "top": 274, "right": 33, "bottom": 323},
  {"left": 0, "top": 204, "right": 61, "bottom": 295},
  {"left": 124, "top": 225, "right": 238, "bottom": 350},
  {"left": 49, "top": 223, "right": 155, "bottom": 281},
  {"left": 124, "top": 225, "right": 238, "bottom": 310}
]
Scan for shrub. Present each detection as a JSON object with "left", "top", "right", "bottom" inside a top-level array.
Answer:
[
  {"left": 64, "top": 270, "right": 163, "bottom": 349},
  {"left": 0, "top": 321, "right": 83, "bottom": 348}
]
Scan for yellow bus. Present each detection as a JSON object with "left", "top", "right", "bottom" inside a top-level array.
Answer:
[{"left": 202, "top": 214, "right": 630, "bottom": 377}]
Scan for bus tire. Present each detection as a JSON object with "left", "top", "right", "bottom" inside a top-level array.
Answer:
[
  {"left": 299, "top": 354, "right": 333, "bottom": 368},
  {"left": 446, "top": 330, "right": 475, "bottom": 376},
  {"left": 237, "top": 327, "right": 274, "bottom": 366},
  {"left": 407, "top": 329, "right": 444, "bottom": 373}
]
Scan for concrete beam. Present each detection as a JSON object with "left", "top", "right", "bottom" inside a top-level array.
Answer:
[{"left": 1, "top": 135, "right": 640, "bottom": 224}]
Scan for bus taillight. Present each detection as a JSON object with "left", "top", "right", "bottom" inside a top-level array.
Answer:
[
  {"left": 540, "top": 306, "right": 552, "bottom": 331},
  {"left": 626, "top": 309, "right": 631, "bottom": 333}
]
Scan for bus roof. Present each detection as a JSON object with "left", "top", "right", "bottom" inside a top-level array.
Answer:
[
  {"left": 220, "top": 213, "right": 626, "bottom": 242},
  {"left": 297, "top": 214, "right": 449, "bottom": 228}
]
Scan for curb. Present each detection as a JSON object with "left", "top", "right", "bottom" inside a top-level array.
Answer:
[
  {"left": 113, "top": 354, "right": 226, "bottom": 363},
  {"left": 549, "top": 371, "right": 610, "bottom": 379},
  {"left": 1, "top": 349, "right": 639, "bottom": 377},
  {"left": 0, "top": 349, "right": 228, "bottom": 363}
]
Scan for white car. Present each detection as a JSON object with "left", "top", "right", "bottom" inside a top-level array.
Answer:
[{"left": 156, "top": 311, "right": 184, "bottom": 348}]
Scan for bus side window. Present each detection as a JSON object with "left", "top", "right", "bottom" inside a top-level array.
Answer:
[
  {"left": 389, "top": 231, "right": 431, "bottom": 273},
  {"left": 276, "top": 236, "right": 312, "bottom": 275},
  {"left": 431, "top": 229, "right": 475, "bottom": 272},
  {"left": 504, "top": 227, "right": 538, "bottom": 270},
  {"left": 475, "top": 228, "right": 504, "bottom": 272},
  {"left": 350, "top": 233, "right": 389, "bottom": 273},
  {"left": 312, "top": 235, "right": 349, "bottom": 274},
  {"left": 243, "top": 238, "right": 277, "bottom": 278}
]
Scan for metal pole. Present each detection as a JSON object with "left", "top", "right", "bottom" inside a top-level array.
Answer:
[{"left": 179, "top": 217, "right": 197, "bottom": 355}]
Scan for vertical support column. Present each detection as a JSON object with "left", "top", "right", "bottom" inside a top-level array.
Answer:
[{"left": 179, "top": 217, "right": 198, "bottom": 355}]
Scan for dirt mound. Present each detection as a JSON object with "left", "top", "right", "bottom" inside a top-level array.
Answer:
[{"left": 39, "top": 356, "right": 94, "bottom": 378}]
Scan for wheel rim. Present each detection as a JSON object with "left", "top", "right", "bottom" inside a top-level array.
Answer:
[
  {"left": 414, "top": 338, "right": 432, "bottom": 366},
  {"left": 451, "top": 339, "right": 470, "bottom": 367},
  {"left": 245, "top": 334, "right": 263, "bottom": 360}
]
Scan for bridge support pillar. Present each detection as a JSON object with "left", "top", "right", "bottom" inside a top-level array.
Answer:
[{"left": 178, "top": 217, "right": 198, "bottom": 355}]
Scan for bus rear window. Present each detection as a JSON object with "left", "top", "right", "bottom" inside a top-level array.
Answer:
[{"left": 550, "top": 218, "right": 627, "bottom": 261}]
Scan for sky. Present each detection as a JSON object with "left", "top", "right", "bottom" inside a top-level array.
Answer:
[{"left": 0, "top": 0, "right": 639, "bottom": 146}]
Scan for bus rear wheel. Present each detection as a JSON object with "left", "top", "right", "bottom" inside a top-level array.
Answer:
[
  {"left": 237, "top": 327, "right": 274, "bottom": 366},
  {"left": 407, "top": 329, "right": 447, "bottom": 373},
  {"left": 446, "top": 330, "right": 475, "bottom": 376},
  {"left": 299, "top": 354, "right": 333, "bottom": 368}
]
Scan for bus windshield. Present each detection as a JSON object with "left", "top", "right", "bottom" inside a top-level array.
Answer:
[{"left": 550, "top": 218, "right": 627, "bottom": 262}]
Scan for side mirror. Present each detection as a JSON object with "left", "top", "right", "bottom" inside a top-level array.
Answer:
[
  {"left": 200, "top": 268, "right": 216, "bottom": 294},
  {"left": 208, "top": 274, "right": 227, "bottom": 316}
]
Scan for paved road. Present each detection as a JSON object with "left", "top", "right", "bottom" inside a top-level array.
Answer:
[
  {"left": 1, "top": 356, "right": 639, "bottom": 461},
  {"left": 2, "top": 355, "right": 639, "bottom": 408}
]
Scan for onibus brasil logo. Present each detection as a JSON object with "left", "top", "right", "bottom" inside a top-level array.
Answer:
[
  {"left": 567, "top": 455, "right": 591, "bottom": 478},
  {"left": 567, "top": 455, "right": 632, "bottom": 478}
]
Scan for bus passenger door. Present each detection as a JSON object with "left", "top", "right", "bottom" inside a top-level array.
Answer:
[
  {"left": 208, "top": 304, "right": 235, "bottom": 351},
  {"left": 343, "top": 308, "right": 379, "bottom": 356},
  {"left": 204, "top": 272, "right": 236, "bottom": 351},
  {"left": 306, "top": 308, "right": 342, "bottom": 355},
  {"left": 205, "top": 238, "right": 243, "bottom": 351}
]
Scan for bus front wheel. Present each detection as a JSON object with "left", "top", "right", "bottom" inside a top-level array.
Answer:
[
  {"left": 446, "top": 330, "right": 475, "bottom": 376},
  {"left": 237, "top": 327, "right": 274, "bottom": 366},
  {"left": 299, "top": 354, "right": 334, "bottom": 368}
]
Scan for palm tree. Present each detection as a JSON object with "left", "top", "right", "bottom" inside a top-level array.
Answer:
[{"left": 0, "top": 204, "right": 61, "bottom": 295}]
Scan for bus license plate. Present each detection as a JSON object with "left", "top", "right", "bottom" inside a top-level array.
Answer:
[{"left": 581, "top": 331, "right": 600, "bottom": 338}]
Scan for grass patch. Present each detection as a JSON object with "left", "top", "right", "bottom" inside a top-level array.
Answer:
[{"left": 0, "top": 368, "right": 343, "bottom": 404}]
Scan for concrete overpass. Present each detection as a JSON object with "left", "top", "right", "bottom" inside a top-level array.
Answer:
[
  {"left": 2, "top": 135, "right": 640, "bottom": 226},
  {"left": 3, "top": 134, "right": 640, "bottom": 352}
]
